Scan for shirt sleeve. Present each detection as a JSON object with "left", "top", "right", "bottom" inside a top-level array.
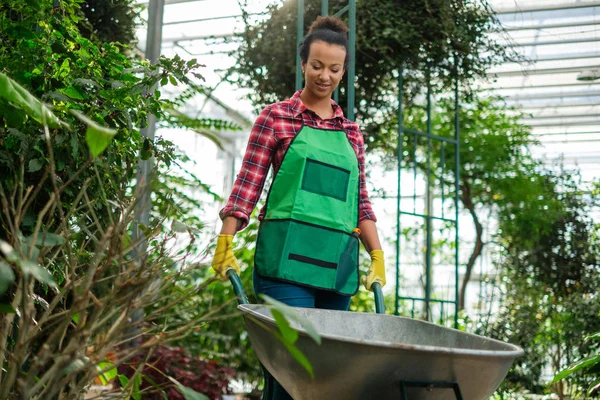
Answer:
[
  {"left": 356, "top": 128, "right": 377, "bottom": 223},
  {"left": 219, "top": 106, "right": 276, "bottom": 230}
]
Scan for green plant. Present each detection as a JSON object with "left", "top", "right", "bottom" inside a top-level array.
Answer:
[
  {"left": 553, "top": 332, "right": 600, "bottom": 396},
  {"left": 0, "top": 72, "right": 226, "bottom": 399},
  {"left": 117, "top": 344, "right": 235, "bottom": 399},
  {"left": 0, "top": 1, "right": 244, "bottom": 397}
]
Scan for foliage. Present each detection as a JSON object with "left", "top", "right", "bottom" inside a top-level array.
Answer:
[
  {"left": 234, "top": 0, "right": 517, "bottom": 128},
  {"left": 79, "top": 0, "right": 140, "bottom": 45},
  {"left": 0, "top": 0, "right": 233, "bottom": 238},
  {"left": 0, "top": 0, "right": 241, "bottom": 398},
  {"left": 163, "top": 214, "right": 263, "bottom": 387},
  {"left": 553, "top": 332, "right": 600, "bottom": 396},
  {"left": 118, "top": 344, "right": 235, "bottom": 399},
  {"left": 0, "top": 92, "right": 221, "bottom": 397},
  {"left": 481, "top": 172, "right": 600, "bottom": 397},
  {"left": 372, "top": 93, "right": 563, "bottom": 310}
]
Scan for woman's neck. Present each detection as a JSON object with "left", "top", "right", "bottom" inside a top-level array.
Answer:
[{"left": 299, "top": 89, "right": 333, "bottom": 119}]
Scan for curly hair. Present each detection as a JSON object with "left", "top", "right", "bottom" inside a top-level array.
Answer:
[{"left": 300, "top": 16, "right": 350, "bottom": 68}]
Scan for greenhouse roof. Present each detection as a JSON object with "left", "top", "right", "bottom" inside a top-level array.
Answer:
[{"left": 135, "top": 0, "right": 600, "bottom": 184}]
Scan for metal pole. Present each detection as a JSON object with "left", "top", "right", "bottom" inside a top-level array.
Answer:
[
  {"left": 347, "top": 0, "right": 356, "bottom": 121},
  {"left": 128, "top": 0, "right": 164, "bottom": 342},
  {"left": 425, "top": 82, "right": 432, "bottom": 322},
  {"left": 395, "top": 69, "right": 404, "bottom": 316},
  {"left": 132, "top": 0, "right": 165, "bottom": 249},
  {"left": 296, "top": 0, "right": 304, "bottom": 91},
  {"left": 321, "top": 0, "right": 328, "bottom": 16},
  {"left": 454, "top": 62, "right": 460, "bottom": 330}
]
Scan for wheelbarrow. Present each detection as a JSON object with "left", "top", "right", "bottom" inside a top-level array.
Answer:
[{"left": 227, "top": 270, "right": 523, "bottom": 400}]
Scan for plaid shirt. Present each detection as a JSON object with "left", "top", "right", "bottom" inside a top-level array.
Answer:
[{"left": 220, "top": 90, "right": 377, "bottom": 231}]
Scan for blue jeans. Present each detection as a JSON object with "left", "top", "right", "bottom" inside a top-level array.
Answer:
[{"left": 252, "top": 269, "right": 351, "bottom": 400}]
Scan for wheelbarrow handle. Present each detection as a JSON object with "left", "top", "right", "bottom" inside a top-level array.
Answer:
[
  {"left": 227, "top": 269, "right": 249, "bottom": 305},
  {"left": 372, "top": 282, "right": 385, "bottom": 314},
  {"left": 228, "top": 270, "right": 385, "bottom": 314}
]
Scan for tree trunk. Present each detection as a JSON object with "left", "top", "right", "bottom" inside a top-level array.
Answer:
[{"left": 459, "top": 181, "right": 485, "bottom": 310}]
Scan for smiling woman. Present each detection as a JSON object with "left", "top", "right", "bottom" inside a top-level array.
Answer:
[{"left": 210, "top": 15, "right": 386, "bottom": 400}]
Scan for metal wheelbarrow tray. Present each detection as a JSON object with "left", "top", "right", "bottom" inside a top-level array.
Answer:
[{"left": 239, "top": 304, "right": 523, "bottom": 400}]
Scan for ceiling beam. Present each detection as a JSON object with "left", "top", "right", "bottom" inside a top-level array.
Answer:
[
  {"left": 491, "top": 64, "right": 600, "bottom": 77},
  {"left": 502, "top": 36, "right": 600, "bottom": 48},
  {"left": 163, "top": 12, "right": 267, "bottom": 26},
  {"left": 522, "top": 113, "right": 600, "bottom": 120},
  {"left": 535, "top": 130, "right": 600, "bottom": 137},
  {"left": 504, "top": 89, "right": 600, "bottom": 100},
  {"left": 503, "top": 19, "right": 599, "bottom": 31},
  {"left": 519, "top": 101, "right": 600, "bottom": 109},
  {"left": 524, "top": 119, "right": 600, "bottom": 127},
  {"left": 481, "top": 81, "right": 600, "bottom": 91},
  {"left": 495, "top": 2, "right": 600, "bottom": 14}
]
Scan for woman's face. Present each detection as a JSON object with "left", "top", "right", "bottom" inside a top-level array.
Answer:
[{"left": 302, "top": 40, "right": 346, "bottom": 100}]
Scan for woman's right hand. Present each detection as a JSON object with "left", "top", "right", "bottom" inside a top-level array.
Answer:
[{"left": 211, "top": 234, "right": 240, "bottom": 280}]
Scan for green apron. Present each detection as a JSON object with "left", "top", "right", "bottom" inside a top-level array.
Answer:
[{"left": 254, "top": 125, "right": 360, "bottom": 295}]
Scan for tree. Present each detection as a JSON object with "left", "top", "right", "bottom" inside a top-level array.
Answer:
[
  {"left": 373, "top": 94, "right": 567, "bottom": 310},
  {"left": 234, "top": 0, "right": 516, "bottom": 127},
  {"left": 484, "top": 172, "right": 600, "bottom": 398},
  {"left": 79, "top": 0, "right": 140, "bottom": 45}
]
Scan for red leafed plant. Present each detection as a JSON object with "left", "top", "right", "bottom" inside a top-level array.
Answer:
[{"left": 117, "top": 344, "right": 236, "bottom": 399}]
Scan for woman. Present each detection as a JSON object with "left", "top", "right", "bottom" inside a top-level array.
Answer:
[{"left": 212, "top": 16, "right": 386, "bottom": 399}]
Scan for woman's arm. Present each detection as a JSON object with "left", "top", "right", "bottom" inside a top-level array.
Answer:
[
  {"left": 358, "top": 219, "right": 382, "bottom": 253},
  {"left": 220, "top": 216, "right": 241, "bottom": 235},
  {"left": 218, "top": 106, "right": 276, "bottom": 231}
]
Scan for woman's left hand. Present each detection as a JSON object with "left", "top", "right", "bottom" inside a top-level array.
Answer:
[{"left": 362, "top": 249, "right": 386, "bottom": 291}]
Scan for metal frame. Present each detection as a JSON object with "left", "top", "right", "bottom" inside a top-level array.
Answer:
[
  {"left": 495, "top": 2, "right": 600, "bottom": 14},
  {"left": 395, "top": 67, "right": 460, "bottom": 328}
]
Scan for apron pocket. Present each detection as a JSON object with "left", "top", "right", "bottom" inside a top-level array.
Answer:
[{"left": 301, "top": 158, "right": 350, "bottom": 202}]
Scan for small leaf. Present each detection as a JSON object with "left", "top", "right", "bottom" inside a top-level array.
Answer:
[
  {"left": 34, "top": 233, "right": 66, "bottom": 247},
  {"left": 589, "top": 377, "right": 600, "bottom": 395},
  {"left": 62, "top": 86, "right": 86, "bottom": 100},
  {"left": 20, "top": 261, "right": 57, "bottom": 287},
  {"left": 0, "top": 304, "right": 16, "bottom": 314},
  {"left": 0, "top": 72, "right": 62, "bottom": 127},
  {"left": 274, "top": 330, "right": 314, "bottom": 379},
  {"left": 72, "top": 312, "right": 80, "bottom": 324},
  {"left": 168, "top": 75, "right": 177, "bottom": 86},
  {"left": 171, "top": 220, "right": 190, "bottom": 233},
  {"left": 168, "top": 377, "right": 209, "bottom": 400},
  {"left": 28, "top": 158, "right": 44, "bottom": 172},
  {"left": 0, "top": 240, "right": 18, "bottom": 263},
  {"left": 132, "top": 373, "right": 142, "bottom": 400},
  {"left": 0, "top": 261, "right": 15, "bottom": 296},
  {"left": 118, "top": 374, "right": 130, "bottom": 388},
  {"left": 261, "top": 295, "right": 321, "bottom": 345},
  {"left": 272, "top": 309, "right": 298, "bottom": 344},
  {"left": 71, "top": 110, "right": 117, "bottom": 157},
  {"left": 586, "top": 332, "right": 600, "bottom": 341}
]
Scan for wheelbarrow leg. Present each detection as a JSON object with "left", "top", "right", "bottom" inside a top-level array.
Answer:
[
  {"left": 399, "top": 380, "right": 463, "bottom": 400},
  {"left": 261, "top": 364, "right": 274, "bottom": 400}
]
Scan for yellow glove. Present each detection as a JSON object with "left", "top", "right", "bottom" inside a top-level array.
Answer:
[
  {"left": 211, "top": 234, "right": 240, "bottom": 280},
  {"left": 361, "top": 249, "right": 386, "bottom": 291}
]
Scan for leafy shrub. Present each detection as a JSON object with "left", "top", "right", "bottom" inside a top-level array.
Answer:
[{"left": 118, "top": 344, "right": 235, "bottom": 399}]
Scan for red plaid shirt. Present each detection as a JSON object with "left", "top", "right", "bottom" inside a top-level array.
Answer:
[{"left": 220, "top": 90, "right": 377, "bottom": 231}]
